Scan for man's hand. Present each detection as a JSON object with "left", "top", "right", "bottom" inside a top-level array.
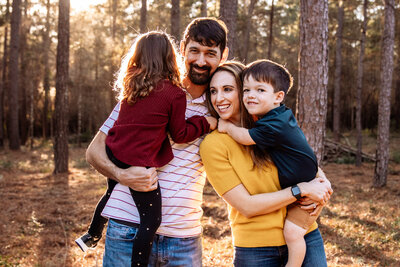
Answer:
[
  {"left": 116, "top": 166, "right": 158, "bottom": 192},
  {"left": 206, "top": 116, "right": 218, "bottom": 131},
  {"left": 218, "top": 119, "right": 232, "bottom": 133}
]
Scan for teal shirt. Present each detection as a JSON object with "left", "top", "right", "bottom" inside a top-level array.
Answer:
[{"left": 248, "top": 104, "right": 318, "bottom": 188}]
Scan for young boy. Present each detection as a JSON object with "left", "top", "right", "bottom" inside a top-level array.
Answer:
[{"left": 218, "top": 59, "right": 322, "bottom": 267}]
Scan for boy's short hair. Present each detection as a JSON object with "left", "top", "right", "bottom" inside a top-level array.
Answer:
[
  {"left": 182, "top": 17, "right": 228, "bottom": 55},
  {"left": 243, "top": 59, "right": 293, "bottom": 95}
]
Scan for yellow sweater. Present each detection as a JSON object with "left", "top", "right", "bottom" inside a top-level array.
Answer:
[{"left": 200, "top": 131, "right": 317, "bottom": 247}]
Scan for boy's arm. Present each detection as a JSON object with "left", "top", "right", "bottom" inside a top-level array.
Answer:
[{"left": 218, "top": 119, "right": 256, "bottom": 145}]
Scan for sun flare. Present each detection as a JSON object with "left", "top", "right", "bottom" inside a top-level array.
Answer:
[{"left": 70, "top": 0, "right": 107, "bottom": 12}]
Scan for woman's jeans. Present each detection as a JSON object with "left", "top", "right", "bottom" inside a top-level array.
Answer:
[
  {"left": 103, "top": 219, "right": 202, "bottom": 267},
  {"left": 234, "top": 228, "right": 327, "bottom": 267}
]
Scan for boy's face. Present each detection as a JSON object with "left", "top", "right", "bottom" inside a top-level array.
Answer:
[
  {"left": 181, "top": 40, "right": 224, "bottom": 85},
  {"left": 243, "top": 75, "right": 284, "bottom": 117}
]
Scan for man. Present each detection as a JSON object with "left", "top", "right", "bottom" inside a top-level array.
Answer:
[{"left": 86, "top": 17, "right": 229, "bottom": 266}]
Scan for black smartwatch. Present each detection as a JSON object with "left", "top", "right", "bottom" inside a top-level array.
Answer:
[{"left": 291, "top": 185, "right": 302, "bottom": 200}]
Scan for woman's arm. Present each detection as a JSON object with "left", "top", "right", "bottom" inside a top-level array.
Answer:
[
  {"left": 222, "top": 184, "right": 294, "bottom": 218},
  {"left": 86, "top": 131, "right": 158, "bottom": 192},
  {"left": 221, "top": 177, "right": 332, "bottom": 218}
]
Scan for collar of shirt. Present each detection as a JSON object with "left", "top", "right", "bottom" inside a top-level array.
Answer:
[
  {"left": 184, "top": 89, "right": 207, "bottom": 105},
  {"left": 263, "top": 104, "right": 288, "bottom": 119}
]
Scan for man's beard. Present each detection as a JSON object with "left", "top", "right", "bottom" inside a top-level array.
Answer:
[{"left": 188, "top": 63, "right": 212, "bottom": 85}]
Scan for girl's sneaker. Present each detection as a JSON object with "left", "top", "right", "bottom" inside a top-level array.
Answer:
[{"left": 75, "top": 233, "right": 101, "bottom": 252}]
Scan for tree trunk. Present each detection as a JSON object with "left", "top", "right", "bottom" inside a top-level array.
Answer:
[
  {"left": 297, "top": 0, "right": 329, "bottom": 164},
  {"left": 171, "top": 0, "right": 180, "bottom": 41},
  {"left": 77, "top": 88, "right": 82, "bottom": 147},
  {"left": 201, "top": 0, "right": 207, "bottom": 17},
  {"left": 219, "top": 0, "right": 237, "bottom": 59},
  {"left": 242, "top": 0, "right": 257, "bottom": 64},
  {"left": 374, "top": 0, "right": 395, "bottom": 187},
  {"left": 333, "top": 1, "right": 344, "bottom": 142},
  {"left": 42, "top": 0, "right": 51, "bottom": 139},
  {"left": 267, "top": 0, "right": 274, "bottom": 59},
  {"left": 140, "top": 0, "right": 146, "bottom": 33},
  {"left": 0, "top": 0, "right": 10, "bottom": 148},
  {"left": 111, "top": 0, "right": 117, "bottom": 40},
  {"left": 19, "top": 0, "right": 29, "bottom": 145},
  {"left": 356, "top": 0, "right": 368, "bottom": 166},
  {"left": 54, "top": 0, "right": 70, "bottom": 174},
  {"left": 28, "top": 79, "right": 34, "bottom": 149},
  {"left": 8, "top": 0, "right": 22, "bottom": 150}
]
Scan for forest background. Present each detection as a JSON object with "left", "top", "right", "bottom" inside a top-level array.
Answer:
[{"left": 0, "top": 0, "right": 399, "bottom": 266}]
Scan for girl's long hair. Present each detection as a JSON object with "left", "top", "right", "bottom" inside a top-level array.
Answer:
[
  {"left": 115, "top": 31, "right": 182, "bottom": 104},
  {"left": 206, "top": 61, "right": 272, "bottom": 170}
]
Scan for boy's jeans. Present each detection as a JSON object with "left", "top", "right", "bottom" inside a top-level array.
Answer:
[{"left": 103, "top": 219, "right": 202, "bottom": 267}]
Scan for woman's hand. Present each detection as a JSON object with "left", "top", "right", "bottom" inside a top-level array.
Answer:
[{"left": 298, "top": 178, "right": 332, "bottom": 205}]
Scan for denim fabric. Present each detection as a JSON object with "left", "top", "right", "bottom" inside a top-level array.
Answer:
[
  {"left": 103, "top": 219, "right": 202, "bottom": 267},
  {"left": 234, "top": 228, "right": 327, "bottom": 267}
]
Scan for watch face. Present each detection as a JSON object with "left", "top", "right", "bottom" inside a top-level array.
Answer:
[{"left": 292, "top": 186, "right": 301, "bottom": 197}]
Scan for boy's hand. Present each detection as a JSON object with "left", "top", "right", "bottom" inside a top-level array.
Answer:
[
  {"left": 206, "top": 116, "right": 218, "bottom": 130},
  {"left": 218, "top": 119, "right": 231, "bottom": 133}
]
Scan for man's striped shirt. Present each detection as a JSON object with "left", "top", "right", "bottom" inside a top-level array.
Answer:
[{"left": 100, "top": 92, "right": 208, "bottom": 238}]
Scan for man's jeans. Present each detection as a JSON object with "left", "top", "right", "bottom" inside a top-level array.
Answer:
[
  {"left": 103, "top": 219, "right": 202, "bottom": 267},
  {"left": 234, "top": 229, "right": 327, "bottom": 267}
]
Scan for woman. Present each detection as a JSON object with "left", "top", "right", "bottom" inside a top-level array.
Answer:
[{"left": 199, "top": 61, "right": 332, "bottom": 266}]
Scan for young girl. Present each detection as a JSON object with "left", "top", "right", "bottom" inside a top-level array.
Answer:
[{"left": 75, "top": 31, "right": 216, "bottom": 266}]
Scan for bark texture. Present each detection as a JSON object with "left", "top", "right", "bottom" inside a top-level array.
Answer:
[
  {"left": 171, "top": 0, "right": 180, "bottom": 40},
  {"left": 297, "top": 0, "right": 329, "bottom": 164},
  {"left": 219, "top": 0, "right": 238, "bottom": 59},
  {"left": 267, "top": 0, "right": 274, "bottom": 59},
  {"left": 201, "top": 0, "right": 207, "bottom": 17},
  {"left": 0, "top": 0, "right": 10, "bottom": 148},
  {"left": 374, "top": 0, "right": 395, "bottom": 187},
  {"left": 54, "top": 0, "right": 70, "bottom": 174},
  {"left": 42, "top": 0, "right": 51, "bottom": 139},
  {"left": 242, "top": 0, "right": 257, "bottom": 63},
  {"left": 140, "top": 0, "right": 147, "bottom": 33},
  {"left": 356, "top": 0, "right": 368, "bottom": 166},
  {"left": 333, "top": 1, "right": 344, "bottom": 142},
  {"left": 8, "top": 0, "right": 22, "bottom": 150}
]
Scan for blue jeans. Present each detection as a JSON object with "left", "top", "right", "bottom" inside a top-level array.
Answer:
[
  {"left": 103, "top": 219, "right": 202, "bottom": 267},
  {"left": 234, "top": 229, "right": 327, "bottom": 267}
]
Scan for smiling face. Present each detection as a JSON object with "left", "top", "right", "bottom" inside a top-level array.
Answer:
[
  {"left": 183, "top": 40, "right": 223, "bottom": 85},
  {"left": 243, "top": 75, "right": 283, "bottom": 117},
  {"left": 209, "top": 70, "right": 241, "bottom": 125}
]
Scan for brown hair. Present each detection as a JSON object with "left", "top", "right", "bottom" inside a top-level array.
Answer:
[
  {"left": 115, "top": 31, "right": 182, "bottom": 104},
  {"left": 243, "top": 59, "right": 293, "bottom": 95},
  {"left": 206, "top": 61, "right": 272, "bottom": 169},
  {"left": 182, "top": 17, "right": 228, "bottom": 56}
]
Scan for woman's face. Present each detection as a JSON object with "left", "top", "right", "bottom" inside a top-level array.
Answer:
[{"left": 209, "top": 70, "right": 241, "bottom": 125}]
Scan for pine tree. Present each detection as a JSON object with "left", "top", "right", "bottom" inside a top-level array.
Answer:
[
  {"left": 53, "top": 0, "right": 70, "bottom": 174},
  {"left": 374, "top": 0, "right": 395, "bottom": 187},
  {"left": 297, "top": 0, "right": 329, "bottom": 163}
]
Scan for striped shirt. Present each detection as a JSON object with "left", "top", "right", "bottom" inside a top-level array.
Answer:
[{"left": 100, "top": 91, "right": 209, "bottom": 238}]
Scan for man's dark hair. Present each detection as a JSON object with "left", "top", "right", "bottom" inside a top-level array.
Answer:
[
  {"left": 243, "top": 59, "right": 293, "bottom": 95},
  {"left": 182, "top": 17, "right": 228, "bottom": 55}
]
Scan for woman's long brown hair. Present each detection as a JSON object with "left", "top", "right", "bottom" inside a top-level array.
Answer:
[
  {"left": 206, "top": 61, "right": 271, "bottom": 170},
  {"left": 115, "top": 31, "right": 182, "bottom": 104}
]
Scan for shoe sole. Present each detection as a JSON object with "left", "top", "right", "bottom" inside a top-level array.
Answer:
[{"left": 75, "top": 237, "right": 90, "bottom": 252}]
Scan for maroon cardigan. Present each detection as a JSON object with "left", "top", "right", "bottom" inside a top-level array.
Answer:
[{"left": 106, "top": 79, "right": 210, "bottom": 167}]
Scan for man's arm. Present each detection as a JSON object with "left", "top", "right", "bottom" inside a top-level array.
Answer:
[
  {"left": 218, "top": 119, "right": 256, "bottom": 145},
  {"left": 86, "top": 131, "right": 158, "bottom": 191}
]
